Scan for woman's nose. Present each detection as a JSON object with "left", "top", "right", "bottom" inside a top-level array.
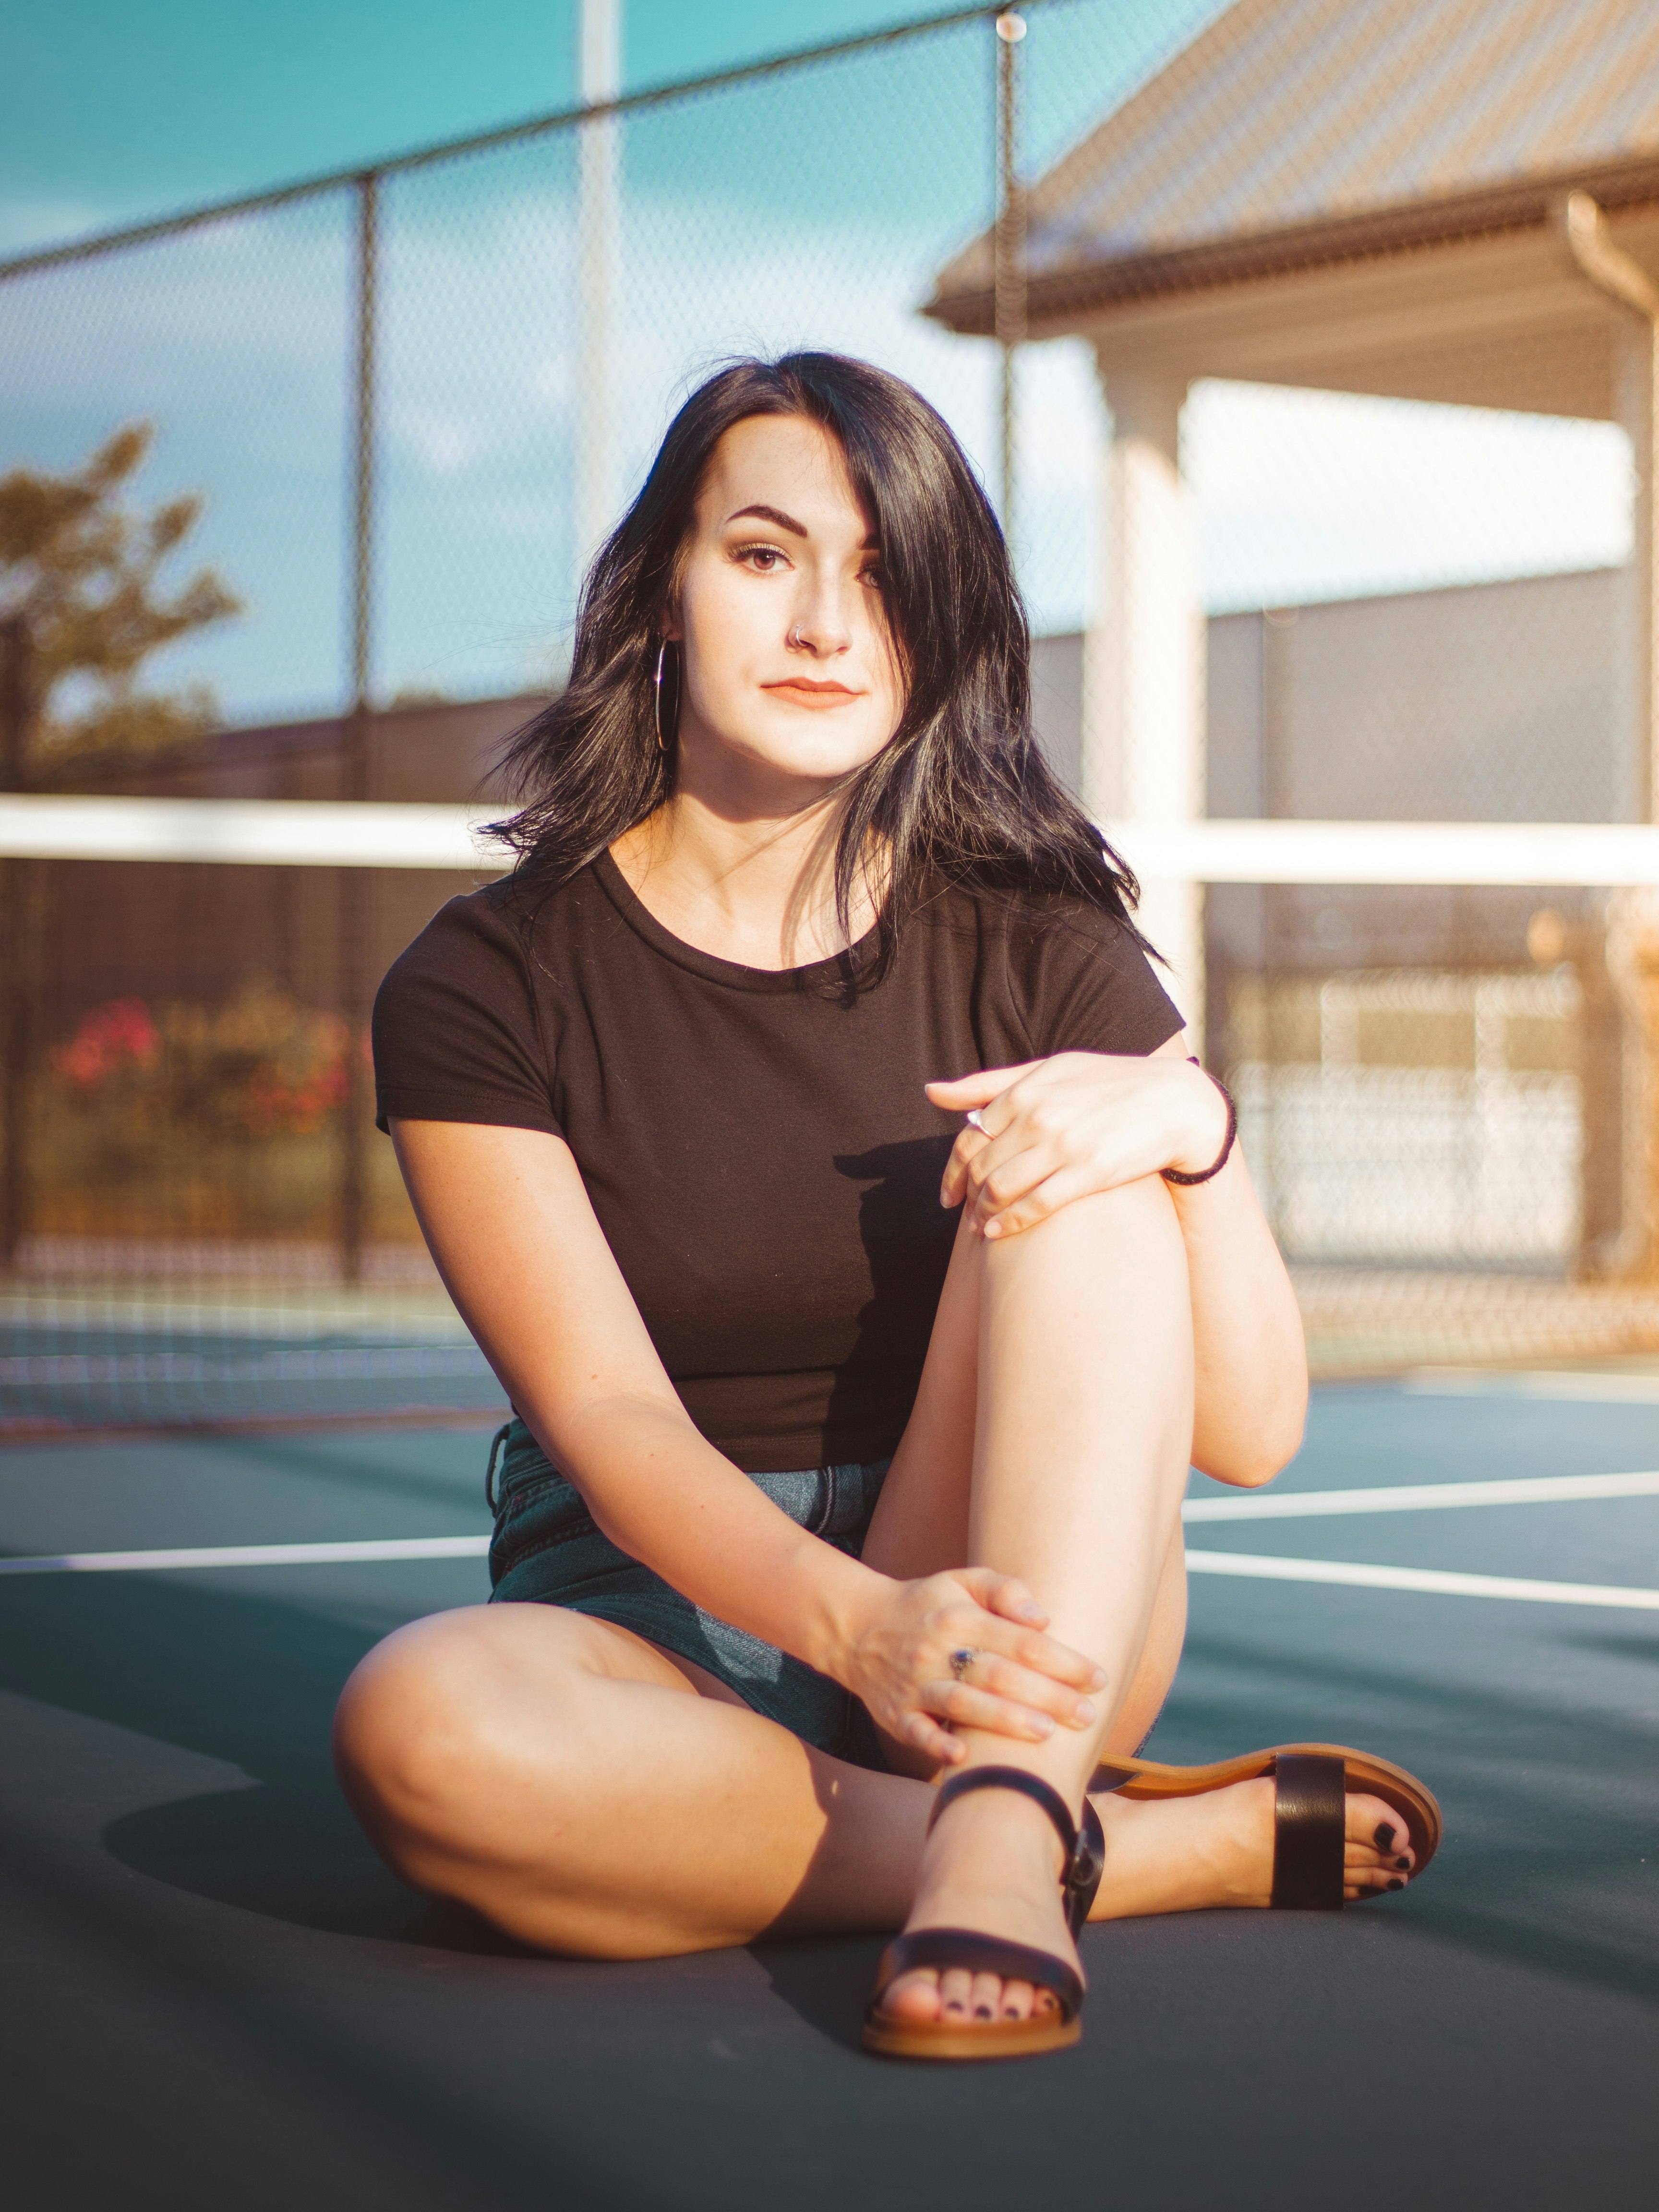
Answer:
[{"left": 787, "top": 577, "right": 854, "bottom": 655}]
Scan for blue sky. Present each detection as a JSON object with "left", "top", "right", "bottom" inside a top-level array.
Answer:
[
  {"left": 0, "top": 2, "right": 992, "bottom": 253},
  {"left": 1, "top": 0, "right": 1631, "bottom": 726}
]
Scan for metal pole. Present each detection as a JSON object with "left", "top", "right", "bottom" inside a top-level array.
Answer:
[
  {"left": 577, "top": 0, "right": 622, "bottom": 598},
  {"left": 0, "top": 616, "right": 35, "bottom": 1269},
  {"left": 338, "top": 172, "right": 378, "bottom": 1287},
  {"left": 993, "top": 11, "right": 1026, "bottom": 546}
]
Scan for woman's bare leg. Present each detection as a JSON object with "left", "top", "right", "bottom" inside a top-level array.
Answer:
[
  {"left": 335, "top": 1178, "right": 1411, "bottom": 1964},
  {"left": 334, "top": 1601, "right": 940, "bottom": 1955},
  {"left": 864, "top": 1177, "right": 1409, "bottom": 2023}
]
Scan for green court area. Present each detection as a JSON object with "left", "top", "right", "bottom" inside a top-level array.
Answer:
[{"left": 1, "top": 1383, "right": 1655, "bottom": 2211}]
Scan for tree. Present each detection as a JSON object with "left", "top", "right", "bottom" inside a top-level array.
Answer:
[{"left": 0, "top": 421, "right": 240, "bottom": 787}]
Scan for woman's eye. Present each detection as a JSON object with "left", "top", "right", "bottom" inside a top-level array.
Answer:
[
  {"left": 861, "top": 565, "right": 885, "bottom": 591},
  {"left": 735, "top": 544, "right": 783, "bottom": 572}
]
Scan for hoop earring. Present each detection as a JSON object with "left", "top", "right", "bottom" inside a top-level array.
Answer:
[{"left": 653, "top": 638, "right": 680, "bottom": 752}]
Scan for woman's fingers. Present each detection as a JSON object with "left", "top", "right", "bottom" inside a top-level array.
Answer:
[
  {"left": 974, "top": 1166, "right": 1095, "bottom": 1241},
  {"left": 924, "top": 1670, "right": 1096, "bottom": 1738},
  {"left": 940, "top": 1110, "right": 1046, "bottom": 1211},
  {"left": 976, "top": 1571, "right": 1047, "bottom": 1626},
  {"left": 939, "top": 1124, "right": 990, "bottom": 1209},
  {"left": 925, "top": 1062, "right": 1045, "bottom": 1117},
  {"left": 904, "top": 1708, "right": 965, "bottom": 1765},
  {"left": 961, "top": 1133, "right": 1057, "bottom": 1224},
  {"left": 931, "top": 1064, "right": 1048, "bottom": 1206},
  {"left": 957, "top": 1565, "right": 1047, "bottom": 1625},
  {"left": 945, "top": 1593, "right": 1106, "bottom": 1692},
  {"left": 923, "top": 1681, "right": 1059, "bottom": 1741}
]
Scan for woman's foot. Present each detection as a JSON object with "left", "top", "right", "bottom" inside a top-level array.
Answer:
[
  {"left": 1086, "top": 1776, "right": 1417, "bottom": 1920},
  {"left": 877, "top": 1779, "right": 1082, "bottom": 2026},
  {"left": 877, "top": 1773, "right": 1421, "bottom": 2026}
]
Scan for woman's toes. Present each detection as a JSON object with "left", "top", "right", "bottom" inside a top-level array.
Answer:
[
  {"left": 1000, "top": 1979, "right": 1035, "bottom": 2020},
  {"left": 881, "top": 1969, "right": 944, "bottom": 2022},
  {"left": 1347, "top": 1794, "right": 1413, "bottom": 1870},
  {"left": 938, "top": 1967, "right": 975, "bottom": 2018},
  {"left": 969, "top": 1972, "right": 1003, "bottom": 2020}
]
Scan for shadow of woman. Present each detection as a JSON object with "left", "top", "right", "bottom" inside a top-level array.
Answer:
[{"left": 0, "top": 1566, "right": 522, "bottom": 1956}]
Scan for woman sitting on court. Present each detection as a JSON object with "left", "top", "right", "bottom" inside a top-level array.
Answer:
[{"left": 335, "top": 352, "right": 1437, "bottom": 2061}]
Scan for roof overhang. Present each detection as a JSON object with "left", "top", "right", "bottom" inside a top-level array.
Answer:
[{"left": 926, "top": 156, "right": 1659, "bottom": 421}]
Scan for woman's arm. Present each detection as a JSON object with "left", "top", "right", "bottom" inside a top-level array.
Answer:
[
  {"left": 926, "top": 1037, "right": 1307, "bottom": 1488},
  {"left": 390, "top": 1118, "right": 1104, "bottom": 1762}
]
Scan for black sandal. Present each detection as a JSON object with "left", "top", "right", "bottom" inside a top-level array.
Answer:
[
  {"left": 863, "top": 1767, "right": 1106, "bottom": 2062},
  {"left": 1089, "top": 1742, "right": 1442, "bottom": 1907}
]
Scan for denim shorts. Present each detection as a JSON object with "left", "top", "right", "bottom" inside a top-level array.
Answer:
[{"left": 485, "top": 1418, "right": 892, "bottom": 1772}]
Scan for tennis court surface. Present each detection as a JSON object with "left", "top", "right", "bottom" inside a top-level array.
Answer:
[{"left": 2, "top": 1374, "right": 1654, "bottom": 2212}]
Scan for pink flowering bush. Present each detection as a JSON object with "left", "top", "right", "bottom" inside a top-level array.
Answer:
[
  {"left": 38, "top": 984, "right": 394, "bottom": 1244},
  {"left": 52, "top": 983, "right": 355, "bottom": 1141},
  {"left": 52, "top": 998, "right": 160, "bottom": 1087}
]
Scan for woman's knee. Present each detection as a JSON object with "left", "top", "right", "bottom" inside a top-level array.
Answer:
[
  {"left": 990, "top": 1172, "right": 1187, "bottom": 1293},
  {"left": 335, "top": 1611, "right": 494, "bottom": 1839},
  {"left": 332, "top": 1605, "right": 599, "bottom": 1850}
]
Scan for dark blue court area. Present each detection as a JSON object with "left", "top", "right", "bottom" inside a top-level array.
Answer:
[{"left": 1, "top": 1380, "right": 1654, "bottom": 2211}]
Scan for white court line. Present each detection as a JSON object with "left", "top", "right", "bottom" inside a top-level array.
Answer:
[
  {"left": 1185, "top": 1550, "right": 1659, "bottom": 1609},
  {"left": 0, "top": 1534, "right": 1652, "bottom": 1610},
  {"left": 1180, "top": 1468, "right": 1659, "bottom": 1519},
  {"left": 1404, "top": 1369, "right": 1659, "bottom": 1404},
  {"left": 4, "top": 1468, "right": 1658, "bottom": 1597},
  {"left": 0, "top": 1348, "right": 494, "bottom": 1385},
  {"left": 0, "top": 1535, "right": 492, "bottom": 1576}
]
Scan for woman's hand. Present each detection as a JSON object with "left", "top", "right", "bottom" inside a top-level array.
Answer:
[
  {"left": 927, "top": 1049, "right": 1228, "bottom": 1241},
  {"left": 833, "top": 1568, "right": 1106, "bottom": 1767}
]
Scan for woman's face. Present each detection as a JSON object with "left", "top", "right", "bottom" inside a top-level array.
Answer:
[{"left": 666, "top": 413, "right": 903, "bottom": 792}]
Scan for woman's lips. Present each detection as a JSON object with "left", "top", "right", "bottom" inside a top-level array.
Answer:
[{"left": 762, "top": 681, "right": 861, "bottom": 710}]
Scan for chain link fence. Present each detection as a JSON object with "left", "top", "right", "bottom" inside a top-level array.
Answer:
[{"left": 4, "top": 0, "right": 1659, "bottom": 1428}]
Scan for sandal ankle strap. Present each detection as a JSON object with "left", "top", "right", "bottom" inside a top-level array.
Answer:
[{"left": 929, "top": 1765, "right": 1106, "bottom": 1935}]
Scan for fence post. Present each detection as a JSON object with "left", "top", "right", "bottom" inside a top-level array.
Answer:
[
  {"left": 0, "top": 616, "right": 35, "bottom": 1271},
  {"left": 993, "top": 12, "right": 1026, "bottom": 545},
  {"left": 338, "top": 172, "right": 379, "bottom": 1288},
  {"left": 576, "top": 0, "right": 621, "bottom": 590}
]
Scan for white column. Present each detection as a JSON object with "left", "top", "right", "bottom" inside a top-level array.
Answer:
[
  {"left": 1605, "top": 322, "right": 1659, "bottom": 1272},
  {"left": 1612, "top": 316, "right": 1658, "bottom": 825},
  {"left": 1082, "top": 367, "right": 1206, "bottom": 1041},
  {"left": 1554, "top": 193, "right": 1659, "bottom": 1272},
  {"left": 576, "top": 0, "right": 621, "bottom": 584}
]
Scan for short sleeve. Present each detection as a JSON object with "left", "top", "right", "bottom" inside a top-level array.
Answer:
[
  {"left": 1019, "top": 902, "right": 1185, "bottom": 1061},
  {"left": 372, "top": 889, "right": 563, "bottom": 1136}
]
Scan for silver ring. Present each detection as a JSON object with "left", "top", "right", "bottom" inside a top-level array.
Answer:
[
  {"left": 948, "top": 1647, "right": 979, "bottom": 1682},
  {"left": 963, "top": 1109, "right": 986, "bottom": 1132}
]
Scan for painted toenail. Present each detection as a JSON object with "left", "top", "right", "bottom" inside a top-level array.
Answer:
[
  {"left": 1395, "top": 1856, "right": 1410, "bottom": 1869},
  {"left": 1373, "top": 1823, "right": 1396, "bottom": 1850},
  {"left": 974, "top": 2006, "right": 993, "bottom": 2019},
  {"left": 1387, "top": 1877, "right": 1405, "bottom": 1891}
]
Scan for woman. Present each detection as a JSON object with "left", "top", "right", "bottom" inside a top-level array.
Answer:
[{"left": 336, "top": 353, "right": 1437, "bottom": 2062}]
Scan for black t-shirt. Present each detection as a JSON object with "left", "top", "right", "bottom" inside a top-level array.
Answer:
[{"left": 373, "top": 853, "right": 1182, "bottom": 1471}]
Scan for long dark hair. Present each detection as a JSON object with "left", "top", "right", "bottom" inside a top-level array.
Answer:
[{"left": 493, "top": 352, "right": 1142, "bottom": 976}]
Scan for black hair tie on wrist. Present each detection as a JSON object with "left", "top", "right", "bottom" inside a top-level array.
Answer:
[{"left": 1161, "top": 1058, "right": 1238, "bottom": 1187}]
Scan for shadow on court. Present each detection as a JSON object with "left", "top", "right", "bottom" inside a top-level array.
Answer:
[
  {"left": 0, "top": 1574, "right": 504, "bottom": 1953},
  {"left": 0, "top": 1409, "right": 1655, "bottom": 2211}
]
